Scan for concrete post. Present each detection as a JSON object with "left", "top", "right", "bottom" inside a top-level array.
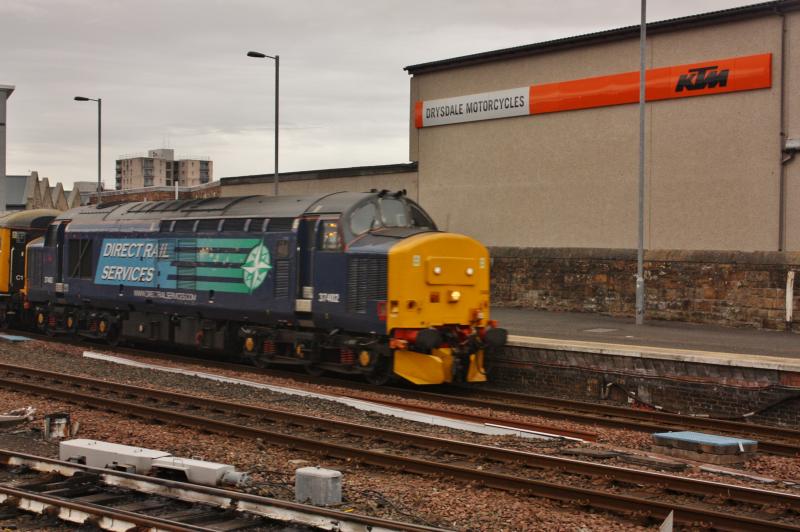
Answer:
[{"left": 0, "top": 85, "right": 14, "bottom": 213}]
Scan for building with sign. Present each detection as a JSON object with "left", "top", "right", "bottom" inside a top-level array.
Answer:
[
  {"left": 400, "top": 1, "right": 800, "bottom": 330},
  {"left": 406, "top": 2, "right": 799, "bottom": 253}
]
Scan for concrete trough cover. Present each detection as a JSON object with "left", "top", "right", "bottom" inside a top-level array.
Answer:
[
  {"left": 0, "top": 334, "right": 30, "bottom": 343},
  {"left": 652, "top": 431, "right": 758, "bottom": 454}
]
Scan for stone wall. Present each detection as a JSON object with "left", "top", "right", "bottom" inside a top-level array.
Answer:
[
  {"left": 492, "top": 345, "right": 800, "bottom": 427},
  {"left": 491, "top": 248, "right": 800, "bottom": 331}
]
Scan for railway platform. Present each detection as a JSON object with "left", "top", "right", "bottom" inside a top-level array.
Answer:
[{"left": 490, "top": 308, "right": 800, "bottom": 427}]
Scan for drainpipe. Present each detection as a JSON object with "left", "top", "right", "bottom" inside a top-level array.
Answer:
[
  {"left": 787, "top": 271, "right": 795, "bottom": 332},
  {"left": 778, "top": 10, "right": 787, "bottom": 251}
]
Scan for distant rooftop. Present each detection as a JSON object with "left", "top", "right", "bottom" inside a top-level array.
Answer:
[
  {"left": 5, "top": 175, "right": 28, "bottom": 207},
  {"left": 117, "top": 152, "right": 210, "bottom": 161}
]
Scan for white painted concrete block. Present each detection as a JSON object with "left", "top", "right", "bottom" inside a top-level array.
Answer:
[
  {"left": 59, "top": 439, "right": 169, "bottom": 474},
  {"left": 295, "top": 466, "right": 342, "bottom": 506}
]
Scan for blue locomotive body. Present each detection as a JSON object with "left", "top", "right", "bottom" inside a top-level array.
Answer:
[{"left": 22, "top": 191, "right": 504, "bottom": 384}]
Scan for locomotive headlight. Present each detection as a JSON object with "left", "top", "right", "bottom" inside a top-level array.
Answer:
[
  {"left": 466, "top": 267, "right": 474, "bottom": 276},
  {"left": 448, "top": 290, "right": 461, "bottom": 303},
  {"left": 433, "top": 266, "right": 442, "bottom": 275}
]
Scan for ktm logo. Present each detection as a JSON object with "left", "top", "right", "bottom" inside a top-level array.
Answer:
[{"left": 675, "top": 65, "right": 729, "bottom": 92}]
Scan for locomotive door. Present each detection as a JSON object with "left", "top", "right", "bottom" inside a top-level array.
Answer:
[
  {"left": 311, "top": 217, "right": 345, "bottom": 326},
  {"left": 9, "top": 230, "right": 27, "bottom": 291},
  {"left": 296, "top": 216, "right": 318, "bottom": 310},
  {"left": 53, "top": 221, "right": 69, "bottom": 285}
]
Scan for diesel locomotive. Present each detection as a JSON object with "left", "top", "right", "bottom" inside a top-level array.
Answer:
[{"left": 0, "top": 191, "right": 506, "bottom": 385}]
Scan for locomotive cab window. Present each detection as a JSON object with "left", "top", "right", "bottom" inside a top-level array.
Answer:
[
  {"left": 349, "top": 202, "right": 378, "bottom": 235},
  {"left": 409, "top": 204, "right": 435, "bottom": 229},
  {"left": 378, "top": 198, "right": 408, "bottom": 227}
]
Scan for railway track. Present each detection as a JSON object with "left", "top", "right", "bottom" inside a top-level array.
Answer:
[
  {"left": 1, "top": 363, "right": 800, "bottom": 531},
  {"left": 19, "top": 330, "right": 800, "bottom": 455},
  {"left": 413, "top": 387, "right": 800, "bottom": 456},
  {"left": 66, "top": 335, "right": 800, "bottom": 456},
  {"left": 0, "top": 448, "right": 439, "bottom": 531}
]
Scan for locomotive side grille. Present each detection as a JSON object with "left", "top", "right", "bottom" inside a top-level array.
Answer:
[
  {"left": 223, "top": 218, "right": 247, "bottom": 232},
  {"left": 173, "top": 220, "right": 196, "bottom": 233},
  {"left": 274, "top": 259, "right": 290, "bottom": 298},
  {"left": 347, "top": 256, "right": 387, "bottom": 314},
  {"left": 176, "top": 238, "right": 196, "bottom": 290},
  {"left": 267, "top": 218, "right": 294, "bottom": 232},
  {"left": 29, "top": 250, "right": 43, "bottom": 288},
  {"left": 196, "top": 218, "right": 221, "bottom": 232}
]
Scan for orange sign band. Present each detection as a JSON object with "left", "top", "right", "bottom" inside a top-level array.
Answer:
[
  {"left": 530, "top": 53, "right": 772, "bottom": 115},
  {"left": 415, "top": 53, "right": 772, "bottom": 128},
  {"left": 414, "top": 100, "right": 423, "bottom": 129}
]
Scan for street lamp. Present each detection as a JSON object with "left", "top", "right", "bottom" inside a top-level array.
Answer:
[
  {"left": 74, "top": 96, "right": 102, "bottom": 201},
  {"left": 247, "top": 50, "right": 279, "bottom": 196}
]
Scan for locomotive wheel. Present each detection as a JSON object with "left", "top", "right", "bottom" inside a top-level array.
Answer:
[
  {"left": 106, "top": 329, "right": 122, "bottom": 347},
  {"left": 365, "top": 358, "right": 392, "bottom": 386}
]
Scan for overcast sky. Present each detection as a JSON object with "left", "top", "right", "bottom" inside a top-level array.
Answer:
[{"left": 1, "top": 0, "right": 758, "bottom": 189}]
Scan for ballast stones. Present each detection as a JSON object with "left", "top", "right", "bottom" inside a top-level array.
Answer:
[
  {"left": 652, "top": 431, "right": 758, "bottom": 464},
  {"left": 295, "top": 466, "right": 342, "bottom": 506}
]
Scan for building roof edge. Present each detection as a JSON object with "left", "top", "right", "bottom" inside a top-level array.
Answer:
[
  {"left": 220, "top": 162, "right": 418, "bottom": 186},
  {"left": 404, "top": 0, "right": 800, "bottom": 75}
]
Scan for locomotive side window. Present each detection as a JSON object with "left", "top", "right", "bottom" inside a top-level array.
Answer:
[
  {"left": 379, "top": 198, "right": 408, "bottom": 227},
  {"left": 349, "top": 203, "right": 378, "bottom": 235},
  {"left": 276, "top": 238, "right": 290, "bottom": 258},
  {"left": 319, "top": 220, "right": 341, "bottom": 251}
]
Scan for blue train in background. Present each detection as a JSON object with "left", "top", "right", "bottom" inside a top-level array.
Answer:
[{"left": 2, "top": 191, "right": 506, "bottom": 385}]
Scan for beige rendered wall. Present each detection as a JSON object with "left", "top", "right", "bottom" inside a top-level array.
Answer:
[
  {"left": 410, "top": 15, "right": 786, "bottom": 251},
  {"left": 784, "top": 11, "right": 800, "bottom": 250},
  {"left": 220, "top": 171, "right": 419, "bottom": 200}
]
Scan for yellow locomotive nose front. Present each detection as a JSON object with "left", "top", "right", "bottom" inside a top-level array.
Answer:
[
  {"left": 386, "top": 232, "right": 493, "bottom": 384},
  {"left": 387, "top": 233, "right": 490, "bottom": 330}
]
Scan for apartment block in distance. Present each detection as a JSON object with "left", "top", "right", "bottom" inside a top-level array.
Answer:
[{"left": 115, "top": 149, "right": 213, "bottom": 190}]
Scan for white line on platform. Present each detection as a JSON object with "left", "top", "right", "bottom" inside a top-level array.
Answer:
[
  {"left": 83, "top": 351, "right": 549, "bottom": 440},
  {"left": 507, "top": 335, "right": 800, "bottom": 372}
]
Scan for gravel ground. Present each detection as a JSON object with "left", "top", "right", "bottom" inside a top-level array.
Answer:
[{"left": 1, "top": 338, "right": 798, "bottom": 530}]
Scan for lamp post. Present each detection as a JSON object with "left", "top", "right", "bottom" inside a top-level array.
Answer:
[
  {"left": 247, "top": 50, "right": 279, "bottom": 196},
  {"left": 635, "top": 0, "right": 647, "bottom": 325},
  {"left": 74, "top": 96, "right": 102, "bottom": 201}
]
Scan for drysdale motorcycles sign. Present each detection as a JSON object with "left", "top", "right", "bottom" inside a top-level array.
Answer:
[{"left": 414, "top": 53, "right": 771, "bottom": 128}]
